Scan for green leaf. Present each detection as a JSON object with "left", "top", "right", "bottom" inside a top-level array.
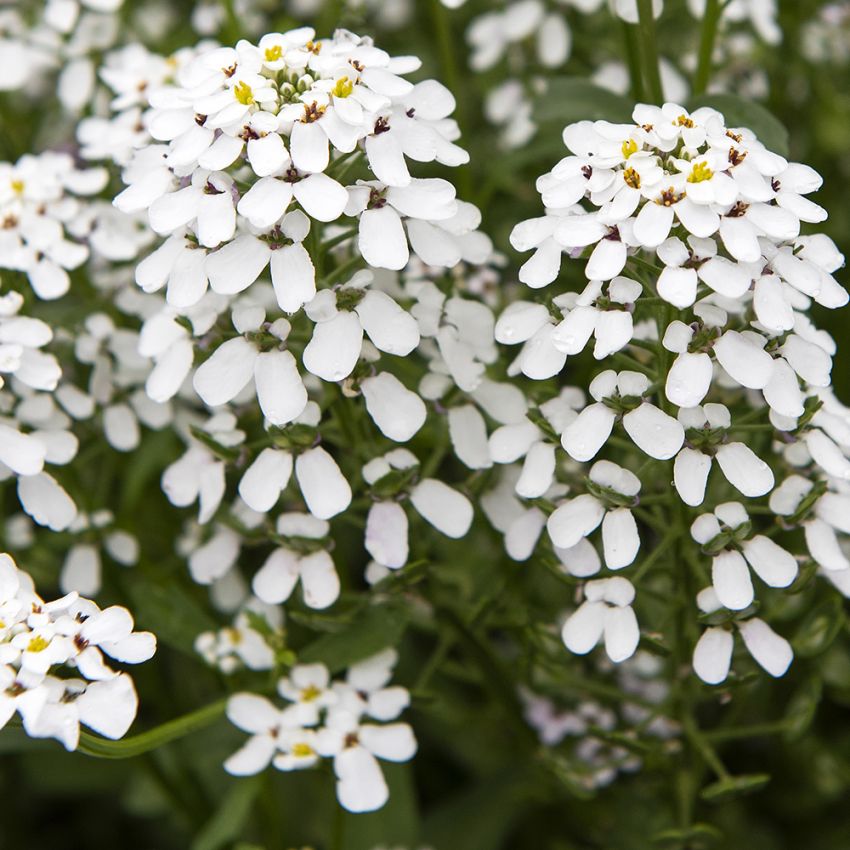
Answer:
[
  {"left": 793, "top": 596, "right": 846, "bottom": 658},
  {"left": 127, "top": 571, "right": 218, "bottom": 654},
  {"left": 191, "top": 777, "right": 261, "bottom": 850},
  {"left": 782, "top": 676, "right": 822, "bottom": 742},
  {"left": 687, "top": 94, "right": 789, "bottom": 155},
  {"left": 535, "top": 77, "right": 633, "bottom": 125},
  {"left": 652, "top": 823, "right": 723, "bottom": 848},
  {"left": 298, "top": 602, "right": 410, "bottom": 673},
  {"left": 700, "top": 773, "right": 770, "bottom": 802}
]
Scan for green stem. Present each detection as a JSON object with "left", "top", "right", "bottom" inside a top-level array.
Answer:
[
  {"left": 621, "top": 20, "right": 645, "bottom": 101},
  {"left": 692, "top": 0, "right": 723, "bottom": 96},
  {"left": 704, "top": 720, "right": 791, "bottom": 742},
  {"left": 636, "top": 0, "right": 664, "bottom": 103},
  {"left": 77, "top": 699, "right": 227, "bottom": 759}
]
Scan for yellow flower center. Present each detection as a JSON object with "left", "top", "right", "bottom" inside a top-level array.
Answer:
[
  {"left": 300, "top": 684, "right": 321, "bottom": 702},
  {"left": 676, "top": 114, "right": 695, "bottom": 128},
  {"left": 292, "top": 742, "right": 314, "bottom": 757},
  {"left": 264, "top": 45, "right": 283, "bottom": 62},
  {"left": 332, "top": 76, "right": 353, "bottom": 98},
  {"left": 10, "top": 179, "right": 24, "bottom": 194},
  {"left": 233, "top": 81, "right": 255, "bottom": 106},
  {"left": 623, "top": 167, "right": 641, "bottom": 189},
  {"left": 27, "top": 635, "right": 49, "bottom": 653},
  {"left": 621, "top": 138, "right": 638, "bottom": 159},
  {"left": 687, "top": 162, "right": 714, "bottom": 184}
]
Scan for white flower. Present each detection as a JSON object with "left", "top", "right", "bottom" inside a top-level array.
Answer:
[
  {"left": 547, "top": 460, "right": 640, "bottom": 569},
  {"left": 560, "top": 370, "right": 683, "bottom": 462},
  {"left": 673, "top": 404, "right": 774, "bottom": 506},
  {"left": 562, "top": 576, "right": 640, "bottom": 663},
  {"left": 691, "top": 502, "right": 797, "bottom": 611},
  {"left": 346, "top": 178, "right": 459, "bottom": 271},
  {"left": 693, "top": 587, "right": 792, "bottom": 685},
  {"left": 252, "top": 513, "right": 340, "bottom": 609}
]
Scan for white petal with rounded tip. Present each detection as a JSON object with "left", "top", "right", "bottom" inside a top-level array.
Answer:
[
  {"left": 303, "top": 311, "right": 363, "bottom": 382},
  {"left": 355, "top": 290, "right": 419, "bottom": 355},
  {"left": 366, "top": 130, "right": 410, "bottom": 187},
  {"left": 519, "top": 239, "right": 562, "bottom": 288},
  {"left": 673, "top": 448, "right": 712, "bottom": 507},
  {"left": 556, "top": 538, "right": 601, "bottom": 578},
  {"left": 0, "top": 424, "right": 46, "bottom": 476},
  {"left": 633, "top": 201, "right": 674, "bottom": 248},
  {"left": 738, "top": 618, "right": 793, "bottom": 677},
  {"left": 753, "top": 275, "right": 794, "bottom": 332},
  {"left": 289, "top": 121, "right": 329, "bottom": 174},
  {"left": 713, "top": 331, "right": 773, "bottom": 389},
  {"left": 742, "top": 536, "right": 797, "bottom": 588},
  {"left": 299, "top": 551, "right": 339, "bottom": 609},
  {"left": 585, "top": 237, "right": 627, "bottom": 280},
  {"left": 805, "top": 519, "right": 850, "bottom": 571},
  {"left": 193, "top": 337, "right": 257, "bottom": 407},
  {"left": 547, "top": 493, "right": 604, "bottom": 549},
  {"left": 448, "top": 405, "right": 491, "bottom": 470},
  {"left": 359, "top": 722, "right": 417, "bottom": 762},
  {"left": 295, "top": 447, "right": 351, "bottom": 520},
  {"left": 623, "top": 403, "right": 684, "bottom": 459},
  {"left": 237, "top": 177, "right": 293, "bottom": 229},
  {"left": 254, "top": 350, "right": 308, "bottom": 426},
  {"left": 562, "top": 600, "right": 606, "bottom": 655},
  {"left": 763, "top": 358, "right": 804, "bottom": 418},
  {"left": 781, "top": 335, "right": 832, "bottom": 387},
  {"left": 206, "top": 235, "right": 271, "bottom": 295},
  {"left": 657, "top": 266, "right": 698, "bottom": 308},
  {"left": 358, "top": 206, "right": 409, "bottom": 270},
  {"left": 334, "top": 747, "right": 388, "bottom": 813},
  {"left": 361, "top": 373, "right": 426, "bottom": 442},
  {"left": 496, "top": 301, "right": 551, "bottom": 345},
  {"left": 253, "top": 548, "right": 300, "bottom": 604},
  {"left": 270, "top": 243, "right": 316, "bottom": 314},
  {"left": 505, "top": 508, "right": 546, "bottom": 561},
  {"left": 552, "top": 305, "right": 596, "bottom": 354},
  {"left": 697, "top": 256, "right": 751, "bottom": 298},
  {"left": 248, "top": 132, "right": 290, "bottom": 177},
  {"left": 149, "top": 186, "right": 201, "bottom": 235},
  {"left": 293, "top": 173, "right": 348, "bottom": 222},
  {"left": 519, "top": 325, "right": 567, "bottom": 379},
  {"left": 601, "top": 508, "right": 639, "bottom": 569},
  {"left": 18, "top": 473, "right": 76, "bottom": 531},
  {"left": 666, "top": 351, "right": 712, "bottom": 408},
  {"left": 365, "top": 501, "right": 409, "bottom": 568},
  {"left": 146, "top": 338, "right": 193, "bottom": 403},
  {"left": 693, "top": 627, "right": 733, "bottom": 685},
  {"left": 603, "top": 605, "right": 639, "bottom": 663},
  {"left": 166, "top": 246, "right": 208, "bottom": 309},
  {"left": 238, "top": 448, "right": 293, "bottom": 513},
  {"left": 719, "top": 215, "right": 761, "bottom": 262},
  {"left": 224, "top": 735, "right": 277, "bottom": 776},
  {"left": 712, "top": 550, "right": 754, "bottom": 611},
  {"left": 410, "top": 479, "right": 473, "bottom": 538},
  {"left": 76, "top": 675, "right": 138, "bottom": 740},
  {"left": 715, "top": 442, "right": 774, "bottom": 497},
  {"left": 516, "top": 441, "right": 556, "bottom": 499},
  {"left": 560, "top": 403, "right": 616, "bottom": 462}
]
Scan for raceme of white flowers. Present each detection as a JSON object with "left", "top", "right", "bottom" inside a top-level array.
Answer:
[
  {"left": 1, "top": 7, "right": 849, "bottom": 825},
  {"left": 510, "top": 99, "right": 848, "bottom": 679}
]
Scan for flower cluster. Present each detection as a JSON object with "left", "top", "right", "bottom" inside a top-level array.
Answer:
[
  {"left": 507, "top": 100, "right": 847, "bottom": 680},
  {"left": 225, "top": 650, "right": 416, "bottom": 813},
  {"left": 0, "top": 552, "right": 156, "bottom": 751}
]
